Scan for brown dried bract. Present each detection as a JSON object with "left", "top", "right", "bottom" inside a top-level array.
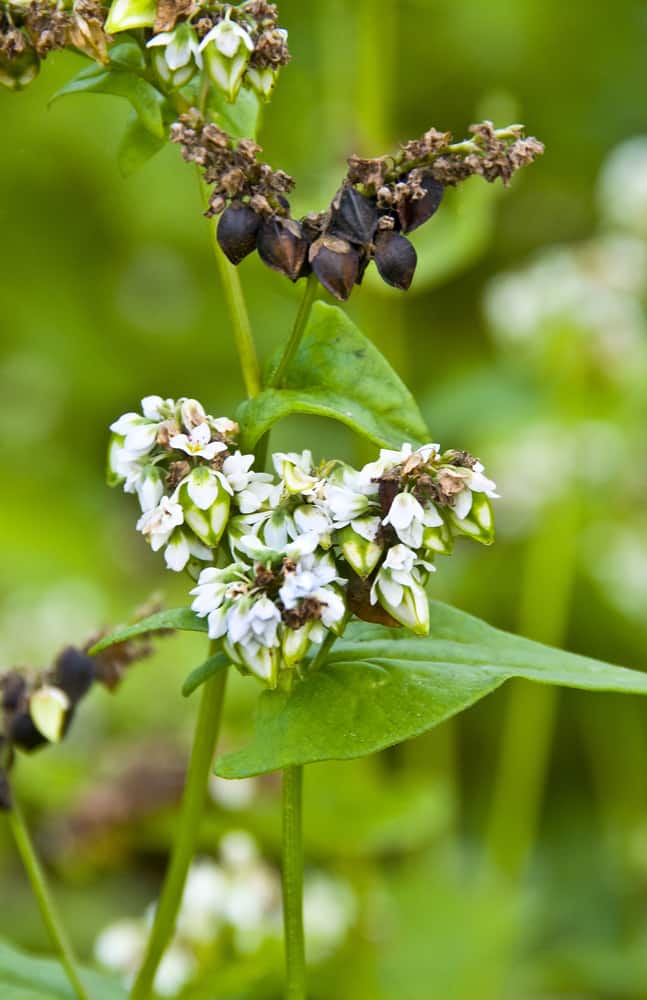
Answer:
[{"left": 154, "top": 0, "right": 196, "bottom": 32}]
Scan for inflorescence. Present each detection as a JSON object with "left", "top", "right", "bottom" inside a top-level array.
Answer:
[{"left": 108, "top": 396, "right": 499, "bottom": 689}]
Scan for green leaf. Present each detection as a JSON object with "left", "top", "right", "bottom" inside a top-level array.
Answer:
[
  {"left": 51, "top": 65, "right": 165, "bottom": 138},
  {"left": 238, "top": 301, "right": 429, "bottom": 450},
  {"left": 89, "top": 608, "right": 206, "bottom": 654},
  {"left": 215, "top": 601, "right": 647, "bottom": 778},
  {"left": 207, "top": 85, "right": 261, "bottom": 140},
  {"left": 182, "top": 652, "right": 229, "bottom": 697},
  {"left": 0, "top": 938, "right": 125, "bottom": 1000},
  {"left": 117, "top": 113, "right": 166, "bottom": 177},
  {"left": 106, "top": 37, "right": 146, "bottom": 71},
  {"left": 366, "top": 178, "right": 498, "bottom": 295}
]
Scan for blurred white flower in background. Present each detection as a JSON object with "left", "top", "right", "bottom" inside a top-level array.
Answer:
[
  {"left": 209, "top": 774, "right": 258, "bottom": 810},
  {"left": 95, "top": 830, "right": 356, "bottom": 994},
  {"left": 598, "top": 137, "right": 647, "bottom": 237}
]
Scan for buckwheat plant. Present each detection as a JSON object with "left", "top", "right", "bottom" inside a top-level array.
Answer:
[{"left": 5, "top": 3, "right": 647, "bottom": 1000}]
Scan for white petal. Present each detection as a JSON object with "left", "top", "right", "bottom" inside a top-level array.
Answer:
[{"left": 165, "top": 532, "right": 191, "bottom": 571}]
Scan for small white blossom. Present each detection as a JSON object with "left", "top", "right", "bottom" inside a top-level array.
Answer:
[
  {"left": 199, "top": 9, "right": 254, "bottom": 100},
  {"left": 136, "top": 496, "right": 184, "bottom": 551},
  {"left": 147, "top": 22, "right": 202, "bottom": 88},
  {"left": 170, "top": 423, "right": 227, "bottom": 460}
]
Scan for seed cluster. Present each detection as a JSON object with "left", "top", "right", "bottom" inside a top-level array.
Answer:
[
  {"left": 186, "top": 119, "right": 544, "bottom": 300},
  {"left": 0, "top": 614, "right": 167, "bottom": 809}
]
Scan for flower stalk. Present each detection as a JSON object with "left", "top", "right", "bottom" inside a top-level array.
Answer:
[
  {"left": 268, "top": 272, "right": 319, "bottom": 388},
  {"left": 8, "top": 801, "right": 90, "bottom": 1000},
  {"left": 130, "top": 657, "right": 228, "bottom": 1000},
  {"left": 282, "top": 763, "right": 306, "bottom": 1000}
]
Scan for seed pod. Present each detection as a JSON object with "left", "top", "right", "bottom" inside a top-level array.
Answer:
[
  {"left": 374, "top": 231, "right": 417, "bottom": 291},
  {"left": 217, "top": 201, "right": 261, "bottom": 265},
  {"left": 310, "top": 236, "right": 360, "bottom": 301},
  {"left": 257, "top": 216, "right": 309, "bottom": 282},
  {"left": 398, "top": 173, "right": 444, "bottom": 233},
  {"left": 329, "top": 186, "right": 378, "bottom": 245},
  {"left": 52, "top": 647, "right": 95, "bottom": 703}
]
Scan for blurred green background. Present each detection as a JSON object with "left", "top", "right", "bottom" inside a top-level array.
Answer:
[{"left": 3, "top": 0, "right": 647, "bottom": 996}]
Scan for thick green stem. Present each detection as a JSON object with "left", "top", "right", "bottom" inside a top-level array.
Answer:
[
  {"left": 282, "top": 764, "right": 306, "bottom": 1000},
  {"left": 130, "top": 664, "right": 228, "bottom": 1000},
  {"left": 483, "top": 493, "right": 579, "bottom": 880},
  {"left": 8, "top": 802, "right": 90, "bottom": 1000},
  {"left": 268, "top": 273, "right": 319, "bottom": 389}
]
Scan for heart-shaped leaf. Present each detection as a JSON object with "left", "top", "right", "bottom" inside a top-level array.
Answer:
[
  {"left": 51, "top": 64, "right": 165, "bottom": 137},
  {"left": 237, "top": 301, "right": 429, "bottom": 450},
  {"left": 89, "top": 608, "right": 207, "bottom": 655},
  {"left": 216, "top": 601, "right": 647, "bottom": 777},
  {"left": 0, "top": 938, "right": 124, "bottom": 1000}
]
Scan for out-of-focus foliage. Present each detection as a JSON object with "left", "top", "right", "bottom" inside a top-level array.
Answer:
[{"left": 3, "top": 0, "right": 647, "bottom": 997}]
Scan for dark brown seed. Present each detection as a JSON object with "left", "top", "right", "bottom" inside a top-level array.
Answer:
[
  {"left": 398, "top": 173, "right": 444, "bottom": 233},
  {"left": 374, "top": 231, "right": 417, "bottom": 290},
  {"left": 52, "top": 647, "right": 95, "bottom": 703},
  {"left": 9, "top": 712, "right": 47, "bottom": 752},
  {"left": 217, "top": 201, "right": 261, "bottom": 265},
  {"left": 309, "top": 236, "right": 360, "bottom": 301},
  {"left": 1, "top": 671, "right": 27, "bottom": 713},
  {"left": 257, "top": 216, "right": 309, "bottom": 282},
  {"left": 329, "top": 186, "right": 378, "bottom": 245}
]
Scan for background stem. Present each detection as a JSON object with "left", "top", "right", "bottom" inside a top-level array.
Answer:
[
  {"left": 484, "top": 493, "right": 580, "bottom": 879},
  {"left": 268, "top": 273, "right": 319, "bottom": 389},
  {"left": 282, "top": 764, "right": 306, "bottom": 1000},
  {"left": 8, "top": 802, "right": 90, "bottom": 1000},
  {"left": 130, "top": 664, "right": 228, "bottom": 1000}
]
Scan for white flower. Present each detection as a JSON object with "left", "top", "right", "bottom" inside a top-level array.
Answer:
[
  {"left": 227, "top": 597, "right": 281, "bottom": 650},
  {"left": 164, "top": 529, "right": 212, "bottom": 572},
  {"left": 94, "top": 919, "right": 144, "bottom": 975},
  {"left": 382, "top": 492, "right": 426, "bottom": 548},
  {"left": 183, "top": 466, "right": 230, "bottom": 509},
  {"left": 370, "top": 544, "right": 433, "bottom": 636},
  {"left": 199, "top": 9, "right": 254, "bottom": 100},
  {"left": 147, "top": 22, "right": 202, "bottom": 88},
  {"left": 273, "top": 450, "right": 320, "bottom": 495},
  {"left": 221, "top": 451, "right": 275, "bottom": 512},
  {"left": 179, "top": 397, "right": 207, "bottom": 430},
  {"left": 136, "top": 496, "right": 183, "bottom": 551},
  {"left": 200, "top": 10, "right": 253, "bottom": 58},
  {"left": 141, "top": 395, "right": 175, "bottom": 421},
  {"left": 110, "top": 413, "right": 159, "bottom": 458},
  {"left": 170, "top": 423, "right": 227, "bottom": 460},
  {"left": 136, "top": 466, "right": 164, "bottom": 513},
  {"left": 279, "top": 553, "right": 339, "bottom": 609}
]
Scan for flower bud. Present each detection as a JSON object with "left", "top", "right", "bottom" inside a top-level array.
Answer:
[
  {"left": 398, "top": 173, "right": 444, "bottom": 233},
  {"left": 337, "top": 524, "right": 383, "bottom": 578},
  {"left": 0, "top": 42, "right": 39, "bottom": 92},
  {"left": 223, "top": 638, "right": 280, "bottom": 688},
  {"left": 179, "top": 470, "right": 231, "bottom": 547},
  {"left": 282, "top": 624, "right": 312, "bottom": 667},
  {"left": 217, "top": 201, "right": 261, "bottom": 265},
  {"left": 422, "top": 519, "right": 453, "bottom": 556},
  {"left": 257, "top": 216, "right": 309, "bottom": 282},
  {"left": 29, "top": 686, "right": 70, "bottom": 744},
  {"left": 373, "top": 572, "right": 430, "bottom": 635},
  {"left": 199, "top": 12, "right": 254, "bottom": 102},
  {"left": 246, "top": 65, "right": 278, "bottom": 100},
  {"left": 449, "top": 492, "right": 495, "bottom": 545},
  {"left": 104, "top": 0, "right": 155, "bottom": 33},
  {"left": 373, "top": 231, "right": 417, "bottom": 290},
  {"left": 310, "top": 236, "right": 360, "bottom": 301},
  {"left": 329, "top": 186, "right": 378, "bottom": 245}
]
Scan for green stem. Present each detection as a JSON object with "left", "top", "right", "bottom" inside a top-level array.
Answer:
[
  {"left": 268, "top": 273, "right": 319, "bottom": 389},
  {"left": 130, "top": 664, "right": 228, "bottom": 1000},
  {"left": 198, "top": 176, "right": 262, "bottom": 399},
  {"left": 8, "top": 802, "right": 90, "bottom": 1000},
  {"left": 483, "top": 492, "right": 579, "bottom": 880},
  {"left": 282, "top": 764, "right": 306, "bottom": 1000}
]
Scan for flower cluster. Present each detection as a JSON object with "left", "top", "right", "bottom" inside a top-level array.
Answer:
[
  {"left": 108, "top": 396, "right": 274, "bottom": 573},
  {"left": 109, "top": 399, "right": 499, "bottom": 688},
  {"left": 95, "top": 832, "right": 356, "bottom": 994},
  {"left": 186, "top": 120, "right": 544, "bottom": 301}
]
